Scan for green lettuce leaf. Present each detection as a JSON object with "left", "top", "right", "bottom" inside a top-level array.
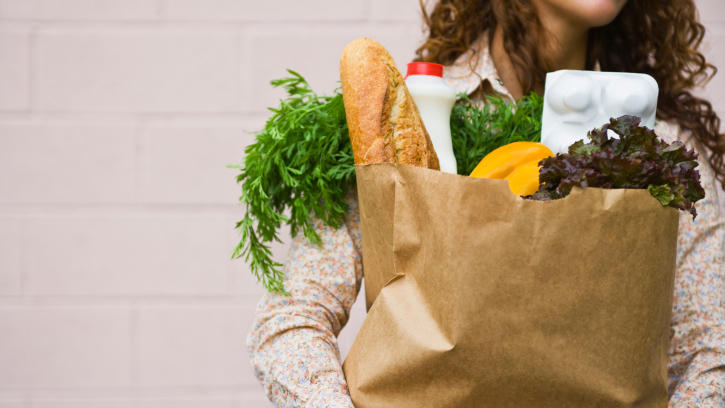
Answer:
[{"left": 647, "top": 184, "right": 676, "bottom": 206}]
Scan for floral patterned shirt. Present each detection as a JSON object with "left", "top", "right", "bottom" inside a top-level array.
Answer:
[{"left": 247, "top": 34, "right": 725, "bottom": 407}]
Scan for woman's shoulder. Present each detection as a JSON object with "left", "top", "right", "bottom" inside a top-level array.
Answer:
[
  {"left": 654, "top": 119, "right": 714, "bottom": 181},
  {"left": 653, "top": 119, "right": 687, "bottom": 145},
  {"left": 655, "top": 119, "right": 722, "bottom": 222},
  {"left": 442, "top": 33, "right": 514, "bottom": 101}
]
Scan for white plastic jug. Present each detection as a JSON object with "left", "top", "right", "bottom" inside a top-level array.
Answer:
[
  {"left": 541, "top": 70, "right": 659, "bottom": 154},
  {"left": 405, "top": 62, "right": 458, "bottom": 174}
]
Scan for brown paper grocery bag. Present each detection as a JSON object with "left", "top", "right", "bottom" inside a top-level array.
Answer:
[{"left": 343, "top": 163, "right": 679, "bottom": 408}]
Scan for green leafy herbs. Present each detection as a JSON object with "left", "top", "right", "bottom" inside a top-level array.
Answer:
[
  {"left": 451, "top": 92, "right": 543, "bottom": 175},
  {"left": 230, "top": 70, "right": 354, "bottom": 293},
  {"left": 528, "top": 115, "right": 705, "bottom": 218},
  {"left": 233, "top": 72, "right": 544, "bottom": 292}
]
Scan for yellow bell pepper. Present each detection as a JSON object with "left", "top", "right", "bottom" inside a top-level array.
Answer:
[
  {"left": 470, "top": 141, "right": 553, "bottom": 196},
  {"left": 505, "top": 160, "right": 543, "bottom": 196},
  {"left": 470, "top": 142, "right": 553, "bottom": 179}
]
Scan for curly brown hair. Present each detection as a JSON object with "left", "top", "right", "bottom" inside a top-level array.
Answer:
[{"left": 415, "top": 0, "right": 725, "bottom": 188}]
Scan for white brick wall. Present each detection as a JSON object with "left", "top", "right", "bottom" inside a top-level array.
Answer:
[
  {"left": 35, "top": 29, "right": 240, "bottom": 112},
  {"left": 0, "top": 307, "right": 132, "bottom": 387},
  {"left": 0, "top": 30, "right": 29, "bottom": 111},
  {"left": 0, "top": 1, "right": 723, "bottom": 407},
  {"left": 162, "top": 0, "right": 367, "bottom": 22},
  {"left": 0, "top": 0, "right": 160, "bottom": 20}
]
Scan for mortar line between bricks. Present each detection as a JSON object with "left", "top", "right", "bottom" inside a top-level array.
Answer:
[
  {"left": 0, "top": 20, "right": 425, "bottom": 42},
  {"left": 26, "top": 25, "right": 37, "bottom": 114},
  {"left": 17, "top": 218, "right": 28, "bottom": 297},
  {"left": 133, "top": 120, "right": 144, "bottom": 204},
  {"left": 239, "top": 24, "right": 253, "bottom": 114},
  {"left": 0, "top": 397, "right": 251, "bottom": 403},
  {"left": 0, "top": 385, "right": 264, "bottom": 393},
  {"left": 0, "top": 295, "right": 265, "bottom": 305},
  {"left": 0, "top": 397, "right": 260, "bottom": 404},
  {"left": 0, "top": 203, "right": 242, "bottom": 214},
  {"left": 0, "top": 109, "right": 257, "bottom": 115},
  {"left": 236, "top": 25, "right": 244, "bottom": 112},
  {"left": 226, "top": 202, "right": 242, "bottom": 294},
  {"left": 0, "top": 112, "right": 271, "bottom": 123},
  {"left": 129, "top": 306, "right": 139, "bottom": 386},
  {"left": 0, "top": 19, "right": 389, "bottom": 29}
]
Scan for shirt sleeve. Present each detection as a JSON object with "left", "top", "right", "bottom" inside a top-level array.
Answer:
[
  {"left": 246, "top": 188, "right": 363, "bottom": 408},
  {"left": 666, "top": 130, "right": 725, "bottom": 407}
]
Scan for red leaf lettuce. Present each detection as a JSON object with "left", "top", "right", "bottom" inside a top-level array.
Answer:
[{"left": 527, "top": 115, "right": 705, "bottom": 218}]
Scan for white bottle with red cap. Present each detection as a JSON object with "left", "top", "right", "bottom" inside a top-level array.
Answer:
[{"left": 405, "top": 62, "right": 458, "bottom": 174}]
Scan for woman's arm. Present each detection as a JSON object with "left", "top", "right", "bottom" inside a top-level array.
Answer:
[
  {"left": 247, "top": 188, "right": 363, "bottom": 408},
  {"left": 665, "top": 126, "right": 725, "bottom": 407}
]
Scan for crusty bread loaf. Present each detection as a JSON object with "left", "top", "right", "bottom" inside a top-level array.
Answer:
[{"left": 340, "top": 38, "right": 440, "bottom": 170}]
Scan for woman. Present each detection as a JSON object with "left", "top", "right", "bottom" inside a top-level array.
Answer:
[{"left": 248, "top": 0, "right": 725, "bottom": 406}]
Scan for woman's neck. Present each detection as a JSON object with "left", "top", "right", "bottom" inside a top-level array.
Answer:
[{"left": 490, "top": 15, "right": 589, "bottom": 99}]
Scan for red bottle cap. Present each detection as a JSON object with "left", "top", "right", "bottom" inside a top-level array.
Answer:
[{"left": 405, "top": 62, "right": 444, "bottom": 79}]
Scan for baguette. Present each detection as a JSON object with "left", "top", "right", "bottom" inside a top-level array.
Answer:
[{"left": 340, "top": 38, "right": 440, "bottom": 170}]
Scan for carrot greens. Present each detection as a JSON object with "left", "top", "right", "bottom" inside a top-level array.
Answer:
[{"left": 232, "top": 71, "right": 542, "bottom": 292}]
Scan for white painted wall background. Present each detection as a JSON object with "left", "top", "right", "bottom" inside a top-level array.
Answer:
[{"left": 0, "top": 1, "right": 722, "bottom": 407}]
